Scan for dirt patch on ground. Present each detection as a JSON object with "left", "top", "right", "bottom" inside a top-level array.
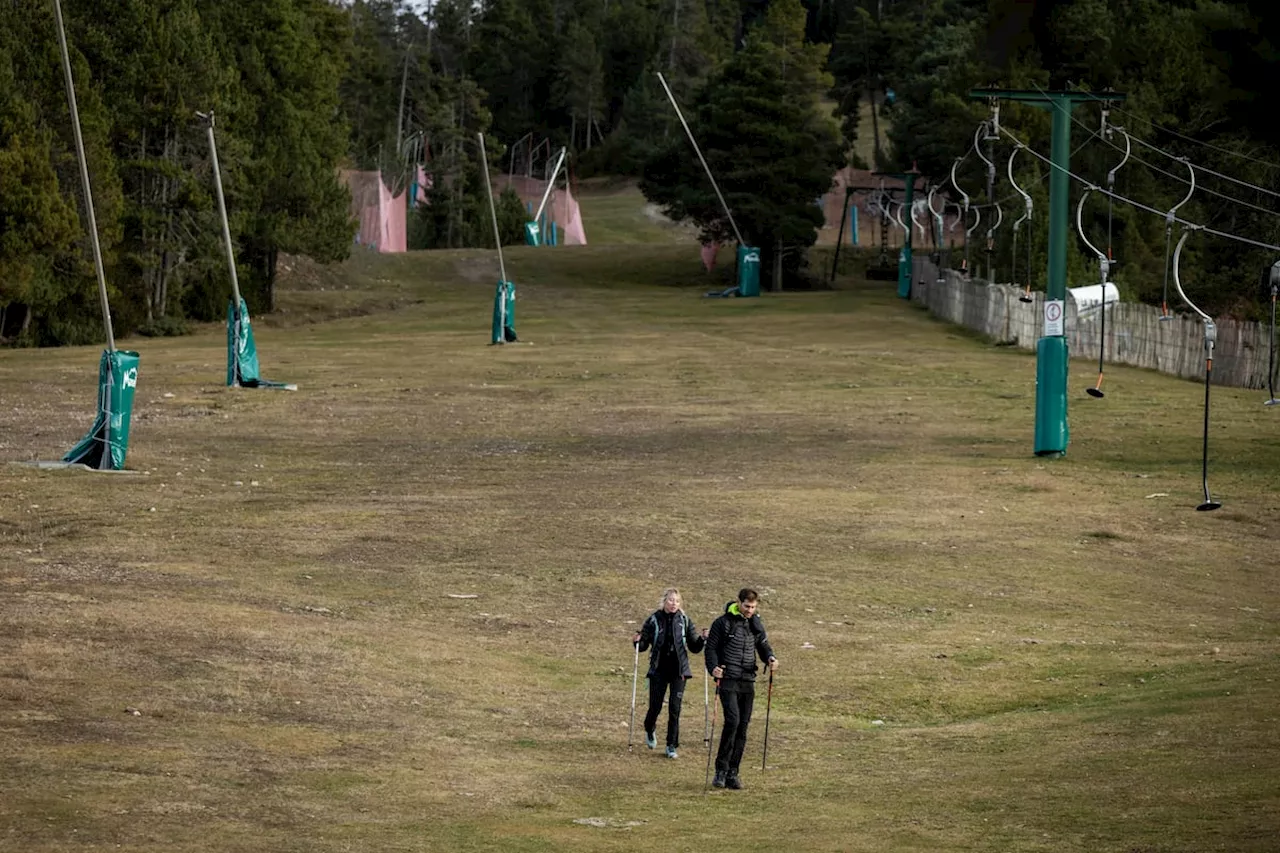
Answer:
[{"left": 275, "top": 252, "right": 351, "bottom": 292}]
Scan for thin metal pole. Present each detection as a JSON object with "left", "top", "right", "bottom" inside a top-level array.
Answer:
[
  {"left": 1160, "top": 226, "right": 1174, "bottom": 318},
  {"left": 199, "top": 112, "right": 242, "bottom": 306},
  {"left": 52, "top": 0, "right": 114, "bottom": 351},
  {"left": 628, "top": 642, "right": 639, "bottom": 750},
  {"left": 1200, "top": 353, "right": 1215, "bottom": 507},
  {"left": 704, "top": 679, "right": 719, "bottom": 794},
  {"left": 477, "top": 133, "right": 507, "bottom": 283},
  {"left": 656, "top": 72, "right": 745, "bottom": 246},
  {"left": 1266, "top": 269, "right": 1278, "bottom": 405},
  {"left": 831, "top": 189, "right": 850, "bottom": 282},
  {"left": 761, "top": 669, "right": 774, "bottom": 771},
  {"left": 396, "top": 41, "right": 412, "bottom": 154},
  {"left": 703, "top": 668, "right": 710, "bottom": 745},
  {"left": 533, "top": 147, "right": 566, "bottom": 225}
]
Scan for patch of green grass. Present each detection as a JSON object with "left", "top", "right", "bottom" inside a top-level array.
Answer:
[{"left": 574, "top": 181, "right": 698, "bottom": 245}]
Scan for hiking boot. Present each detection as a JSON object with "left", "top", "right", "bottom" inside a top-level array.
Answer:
[
  {"left": 712, "top": 771, "right": 727, "bottom": 788},
  {"left": 725, "top": 774, "right": 743, "bottom": 790},
  {"left": 644, "top": 731, "right": 656, "bottom": 750},
  {"left": 665, "top": 746, "right": 678, "bottom": 759}
]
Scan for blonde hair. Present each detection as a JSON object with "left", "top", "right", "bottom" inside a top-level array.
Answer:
[{"left": 660, "top": 587, "right": 682, "bottom": 609}]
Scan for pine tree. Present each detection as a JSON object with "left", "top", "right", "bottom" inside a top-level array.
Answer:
[
  {"left": 641, "top": 0, "right": 842, "bottom": 289},
  {"left": 0, "top": 76, "right": 79, "bottom": 342},
  {"left": 0, "top": 0, "right": 125, "bottom": 345},
  {"left": 197, "top": 0, "right": 355, "bottom": 312},
  {"left": 81, "top": 0, "right": 232, "bottom": 332}
]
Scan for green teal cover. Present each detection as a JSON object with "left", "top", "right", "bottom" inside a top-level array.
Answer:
[
  {"left": 63, "top": 349, "right": 140, "bottom": 470},
  {"left": 737, "top": 246, "right": 760, "bottom": 297},
  {"left": 227, "top": 298, "right": 261, "bottom": 386},
  {"left": 491, "top": 281, "right": 517, "bottom": 343}
]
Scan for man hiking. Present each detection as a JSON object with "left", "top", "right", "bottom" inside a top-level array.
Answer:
[{"left": 705, "top": 587, "right": 777, "bottom": 790}]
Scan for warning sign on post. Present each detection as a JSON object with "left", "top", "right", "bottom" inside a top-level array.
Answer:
[{"left": 1044, "top": 299, "right": 1064, "bottom": 336}]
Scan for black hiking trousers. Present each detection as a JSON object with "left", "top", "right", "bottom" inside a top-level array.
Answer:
[
  {"left": 644, "top": 670, "right": 686, "bottom": 748},
  {"left": 715, "top": 678, "right": 755, "bottom": 774}
]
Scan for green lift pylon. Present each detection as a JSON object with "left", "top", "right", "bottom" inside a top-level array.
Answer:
[{"left": 969, "top": 88, "right": 1125, "bottom": 457}]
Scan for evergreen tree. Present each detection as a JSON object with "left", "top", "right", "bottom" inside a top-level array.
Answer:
[
  {"left": 0, "top": 0, "right": 126, "bottom": 345},
  {"left": 470, "top": 0, "right": 552, "bottom": 143},
  {"left": 0, "top": 64, "right": 80, "bottom": 342},
  {"left": 553, "top": 18, "right": 606, "bottom": 150},
  {"left": 82, "top": 0, "right": 232, "bottom": 334},
  {"left": 641, "top": 0, "right": 842, "bottom": 289},
  {"left": 197, "top": 0, "right": 355, "bottom": 313}
]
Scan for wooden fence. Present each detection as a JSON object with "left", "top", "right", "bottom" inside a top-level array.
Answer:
[{"left": 910, "top": 256, "right": 1278, "bottom": 389}]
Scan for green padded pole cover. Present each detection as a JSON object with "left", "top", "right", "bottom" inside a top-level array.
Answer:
[
  {"left": 227, "top": 298, "right": 261, "bottom": 386},
  {"left": 63, "top": 349, "right": 139, "bottom": 470},
  {"left": 737, "top": 246, "right": 761, "bottom": 297}
]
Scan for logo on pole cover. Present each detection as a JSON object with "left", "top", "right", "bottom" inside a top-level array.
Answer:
[
  {"left": 1044, "top": 299, "right": 1064, "bottom": 336},
  {"left": 122, "top": 368, "right": 138, "bottom": 389}
]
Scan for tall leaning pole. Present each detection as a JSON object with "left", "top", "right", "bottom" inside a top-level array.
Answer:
[
  {"left": 197, "top": 110, "right": 295, "bottom": 390},
  {"left": 54, "top": 0, "right": 140, "bottom": 470},
  {"left": 656, "top": 72, "right": 760, "bottom": 297},
  {"left": 52, "top": 0, "right": 113, "bottom": 351},
  {"left": 969, "top": 88, "right": 1125, "bottom": 458}
]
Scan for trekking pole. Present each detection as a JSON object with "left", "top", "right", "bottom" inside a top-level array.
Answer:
[
  {"left": 704, "top": 679, "right": 720, "bottom": 794},
  {"left": 703, "top": 668, "right": 710, "bottom": 745},
  {"left": 761, "top": 669, "right": 774, "bottom": 771},
  {"left": 627, "top": 642, "right": 639, "bottom": 751}
]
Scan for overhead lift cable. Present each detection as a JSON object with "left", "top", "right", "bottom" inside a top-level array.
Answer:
[
  {"left": 996, "top": 125, "right": 1280, "bottom": 254},
  {"left": 1044, "top": 90, "right": 1280, "bottom": 219},
  {"left": 1083, "top": 96, "right": 1280, "bottom": 173}
]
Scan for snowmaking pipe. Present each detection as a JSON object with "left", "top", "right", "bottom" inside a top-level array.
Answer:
[
  {"left": 533, "top": 147, "right": 567, "bottom": 226},
  {"left": 197, "top": 111, "right": 242, "bottom": 307},
  {"left": 53, "top": 0, "right": 114, "bottom": 351},
  {"left": 477, "top": 132, "right": 507, "bottom": 284},
  {"left": 656, "top": 72, "right": 745, "bottom": 245}
]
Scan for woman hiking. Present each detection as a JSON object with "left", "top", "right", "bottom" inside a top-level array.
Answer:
[{"left": 632, "top": 588, "right": 708, "bottom": 759}]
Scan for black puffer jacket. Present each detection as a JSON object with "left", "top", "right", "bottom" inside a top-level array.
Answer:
[
  {"left": 705, "top": 601, "right": 775, "bottom": 681},
  {"left": 637, "top": 609, "right": 705, "bottom": 679}
]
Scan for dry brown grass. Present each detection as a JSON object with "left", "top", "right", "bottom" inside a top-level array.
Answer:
[{"left": 1, "top": 244, "right": 1277, "bottom": 852}]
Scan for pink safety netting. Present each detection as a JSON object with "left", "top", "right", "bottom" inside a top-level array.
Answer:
[
  {"left": 494, "top": 174, "right": 587, "bottom": 245},
  {"left": 340, "top": 169, "right": 408, "bottom": 253},
  {"left": 700, "top": 242, "right": 720, "bottom": 272}
]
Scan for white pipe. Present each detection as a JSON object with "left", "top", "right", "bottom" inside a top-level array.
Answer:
[
  {"left": 656, "top": 72, "right": 745, "bottom": 245},
  {"left": 1076, "top": 189, "right": 1110, "bottom": 283},
  {"left": 1172, "top": 230, "right": 1212, "bottom": 324},
  {"left": 198, "top": 111, "right": 242, "bottom": 306},
  {"left": 53, "top": 0, "right": 114, "bottom": 351},
  {"left": 477, "top": 133, "right": 506, "bottom": 284},
  {"left": 1008, "top": 145, "right": 1033, "bottom": 231},
  {"left": 533, "top": 147, "right": 566, "bottom": 225}
]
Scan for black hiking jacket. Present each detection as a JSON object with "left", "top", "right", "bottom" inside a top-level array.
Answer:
[
  {"left": 637, "top": 609, "right": 705, "bottom": 679},
  {"left": 705, "top": 601, "right": 775, "bottom": 682}
]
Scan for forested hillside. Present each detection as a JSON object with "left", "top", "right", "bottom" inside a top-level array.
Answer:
[{"left": 2, "top": 0, "right": 1278, "bottom": 345}]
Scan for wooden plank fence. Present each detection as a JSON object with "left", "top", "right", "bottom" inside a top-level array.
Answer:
[{"left": 910, "top": 256, "right": 1278, "bottom": 390}]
